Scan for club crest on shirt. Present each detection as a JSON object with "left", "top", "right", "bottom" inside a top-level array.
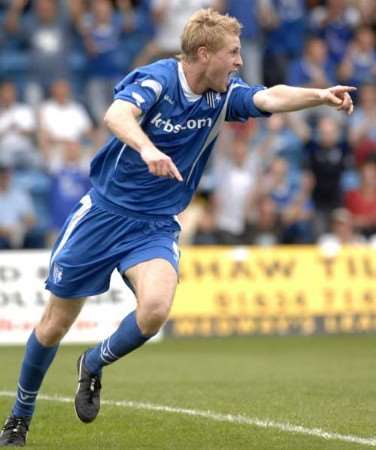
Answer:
[{"left": 163, "top": 94, "right": 174, "bottom": 105}]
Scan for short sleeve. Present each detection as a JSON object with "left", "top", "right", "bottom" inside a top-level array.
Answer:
[
  {"left": 113, "top": 70, "right": 166, "bottom": 115},
  {"left": 226, "top": 78, "right": 272, "bottom": 122}
]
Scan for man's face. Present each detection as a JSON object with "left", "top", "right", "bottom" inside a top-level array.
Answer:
[
  {"left": 318, "top": 117, "right": 339, "bottom": 147},
  {"left": 0, "top": 169, "right": 11, "bottom": 191},
  {"left": 36, "top": 0, "right": 57, "bottom": 22},
  {"left": 51, "top": 80, "right": 70, "bottom": 103},
  {"left": 0, "top": 83, "right": 16, "bottom": 107},
  {"left": 204, "top": 33, "right": 242, "bottom": 93}
]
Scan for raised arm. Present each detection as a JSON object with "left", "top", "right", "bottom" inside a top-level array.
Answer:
[
  {"left": 253, "top": 85, "right": 356, "bottom": 115},
  {"left": 104, "top": 100, "right": 183, "bottom": 181}
]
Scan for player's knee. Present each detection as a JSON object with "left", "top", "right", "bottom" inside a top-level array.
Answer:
[
  {"left": 36, "top": 315, "right": 72, "bottom": 346},
  {"left": 36, "top": 324, "right": 65, "bottom": 346},
  {"left": 138, "top": 297, "right": 171, "bottom": 335}
]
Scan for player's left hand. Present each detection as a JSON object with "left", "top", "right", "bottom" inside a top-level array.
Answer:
[{"left": 320, "top": 85, "right": 356, "bottom": 115}]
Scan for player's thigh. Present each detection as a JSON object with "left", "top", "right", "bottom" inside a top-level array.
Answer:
[{"left": 125, "top": 258, "right": 178, "bottom": 311}]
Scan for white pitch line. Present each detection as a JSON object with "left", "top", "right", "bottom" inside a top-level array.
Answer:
[{"left": 1, "top": 391, "right": 376, "bottom": 447}]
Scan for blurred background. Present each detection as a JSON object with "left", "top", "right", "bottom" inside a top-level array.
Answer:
[
  {"left": 0, "top": 0, "right": 376, "bottom": 340},
  {"left": 0, "top": 0, "right": 375, "bottom": 250}
]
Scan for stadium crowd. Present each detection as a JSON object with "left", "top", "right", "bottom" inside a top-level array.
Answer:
[{"left": 0, "top": 0, "right": 375, "bottom": 249}]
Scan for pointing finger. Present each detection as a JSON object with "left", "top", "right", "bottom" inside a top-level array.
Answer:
[
  {"left": 331, "top": 85, "right": 357, "bottom": 93},
  {"left": 169, "top": 162, "right": 183, "bottom": 182},
  {"left": 345, "top": 93, "right": 354, "bottom": 115}
]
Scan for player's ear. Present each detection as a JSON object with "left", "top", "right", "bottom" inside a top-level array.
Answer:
[{"left": 197, "top": 46, "right": 210, "bottom": 63}]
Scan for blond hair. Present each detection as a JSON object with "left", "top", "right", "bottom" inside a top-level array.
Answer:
[{"left": 180, "top": 8, "right": 242, "bottom": 61}]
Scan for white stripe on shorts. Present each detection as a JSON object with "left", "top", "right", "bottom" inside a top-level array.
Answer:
[
  {"left": 50, "top": 194, "right": 92, "bottom": 267},
  {"left": 173, "top": 214, "right": 182, "bottom": 229}
]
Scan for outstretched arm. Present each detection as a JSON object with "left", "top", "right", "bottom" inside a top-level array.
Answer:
[
  {"left": 104, "top": 100, "right": 183, "bottom": 181},
  {"left": 253, "top": 85, "right": 356, "bottom": 115}
]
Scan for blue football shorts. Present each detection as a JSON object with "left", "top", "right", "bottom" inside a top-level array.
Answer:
[{"left": 45, "top": 191, "right": 181, "bottom": 299}]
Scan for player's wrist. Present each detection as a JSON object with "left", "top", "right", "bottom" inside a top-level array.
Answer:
[
  {"left": 139, "top": 144, "right": 159, "bottom": 162},
  {"left": 140, "top": 143, "right": 158, "bottom": 154},
  {"left": 315, "top": 89, "right": 327, "bottom": 104}
]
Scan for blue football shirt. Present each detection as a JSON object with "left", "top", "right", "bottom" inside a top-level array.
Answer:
[{"left": 90, "top": 58, "right": 270, "bottom": 216}]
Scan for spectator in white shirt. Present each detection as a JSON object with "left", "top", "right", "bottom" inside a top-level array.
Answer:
[
  {"left": 0, "top": 81, "right": 38, "bottom": 168},
  {"left": 212, "top": 131, "right": 258, "bottom": 244},
  {"left": 38, "top": 79, "right": 94, "bottom": 169}
]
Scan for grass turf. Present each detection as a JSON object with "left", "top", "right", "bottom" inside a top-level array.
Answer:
[{"left": 0, "top": 335, "right": 375, "bottom": 449}]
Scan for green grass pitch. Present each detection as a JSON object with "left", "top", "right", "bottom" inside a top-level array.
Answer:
[{"left": 0, "top": 335, "right": 375, "bottom": 449}]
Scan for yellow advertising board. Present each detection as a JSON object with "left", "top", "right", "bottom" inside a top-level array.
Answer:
[{"left": 168, "top": 246, "right": 376, "bottom": 336}]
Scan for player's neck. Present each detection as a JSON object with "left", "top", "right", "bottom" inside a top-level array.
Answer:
[{"left": 181, "top": 60, "right": 209, "bottom": 95}]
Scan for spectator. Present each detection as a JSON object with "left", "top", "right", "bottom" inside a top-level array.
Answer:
[
  {"left": 4, "top": 0, "right": 77, "bottom": 104},
  {"left": 338, "top": 26, "right": 376, "bottom": 88},
  {"left": 288, "top": 35, "right": 349, "bottom": 127},
  {"left": 0, "top": 163, "right": 36, "bottom": 249},
  {"left": 133, "top": 0, "right": 214, "bottom": 68},
  {"left": 48, "top": 140, "right": 91, "bottom": 243},
  {"left": 287, "top": 37, "right": 336, "bottom": 88},
  {"left": 349, "top": 83, "right": 376, "bottom": 165},
  {"left": 261, "top": 0, "right": 307, "bottom": 86},
  {"left": 353, "top": 0, "right": 376, "bottom": 29},
  {"left": 345, "top": 156, "right": 376, "bottom": 238},
  {"left": 245, "top": 195, "right": 282, "bottom": 246},
  {"left": 251, "top": 112, "right": 309, "bottom": 175},
  {"left": 258, "top": 157, "right": 300, "bottom": 212},
  {"left": 216, "top": 0, "right": 263, "bottom": 85},
  {"left": 280, "top": 170, "right": 316, "bottom": 243},
  {"left": 177, "top": 196, "right": 206, "bottom": 245},
  {"left": 115, "top": 0, "right": 156, "bottom": 67},
  {"left": 0, "top": 80, "right": 38, "bottom": 168},
  {"left": 38, "top": 79, "right": 94, "bottom": 169},
  {"left": 255, "top": 156, "right": 315, "bottom": 243},
  {"left": 318, "top": 207, "right": 366, "bottom": 248},
  {"left": 212, "top": 133, "right": 258, "bottom": 245},
  {"left": 191, "top": 199, "right": 218, "bottom": 245},
  {"left": 73, "top": 0, "right": 139, "bottom": 122},
  {"left": 309, "top": 0, "right": 361, "bottom": 65},
  {"left": 0, "top": 1, "right": 29, "bottom": 80},
  {"left": 304, "top": 116, "right": 350, "bottom": 233}
]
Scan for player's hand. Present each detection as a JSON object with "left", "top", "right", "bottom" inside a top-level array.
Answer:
[
  {"left": 320, "top": 85, "right": 356, "bottom": 115},
  {"left": 140, "top": 146, "right": 183, "bottom": 181}
]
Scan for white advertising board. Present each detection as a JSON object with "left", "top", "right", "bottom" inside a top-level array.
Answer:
[{"left": 0, "top": 250, "right": 160, "bottom": 344}]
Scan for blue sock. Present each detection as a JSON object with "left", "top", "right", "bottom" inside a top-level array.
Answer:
[
  {"left": 12, "top": 330, "right": 58, "bottom": 420},
  {"left": 84, "top": 310, "right": 152, "bottom": 376}
]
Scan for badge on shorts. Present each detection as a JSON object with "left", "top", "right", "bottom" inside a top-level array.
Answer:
[{"left": 52, "top": 263, "right": 63, "bottom": 284}]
